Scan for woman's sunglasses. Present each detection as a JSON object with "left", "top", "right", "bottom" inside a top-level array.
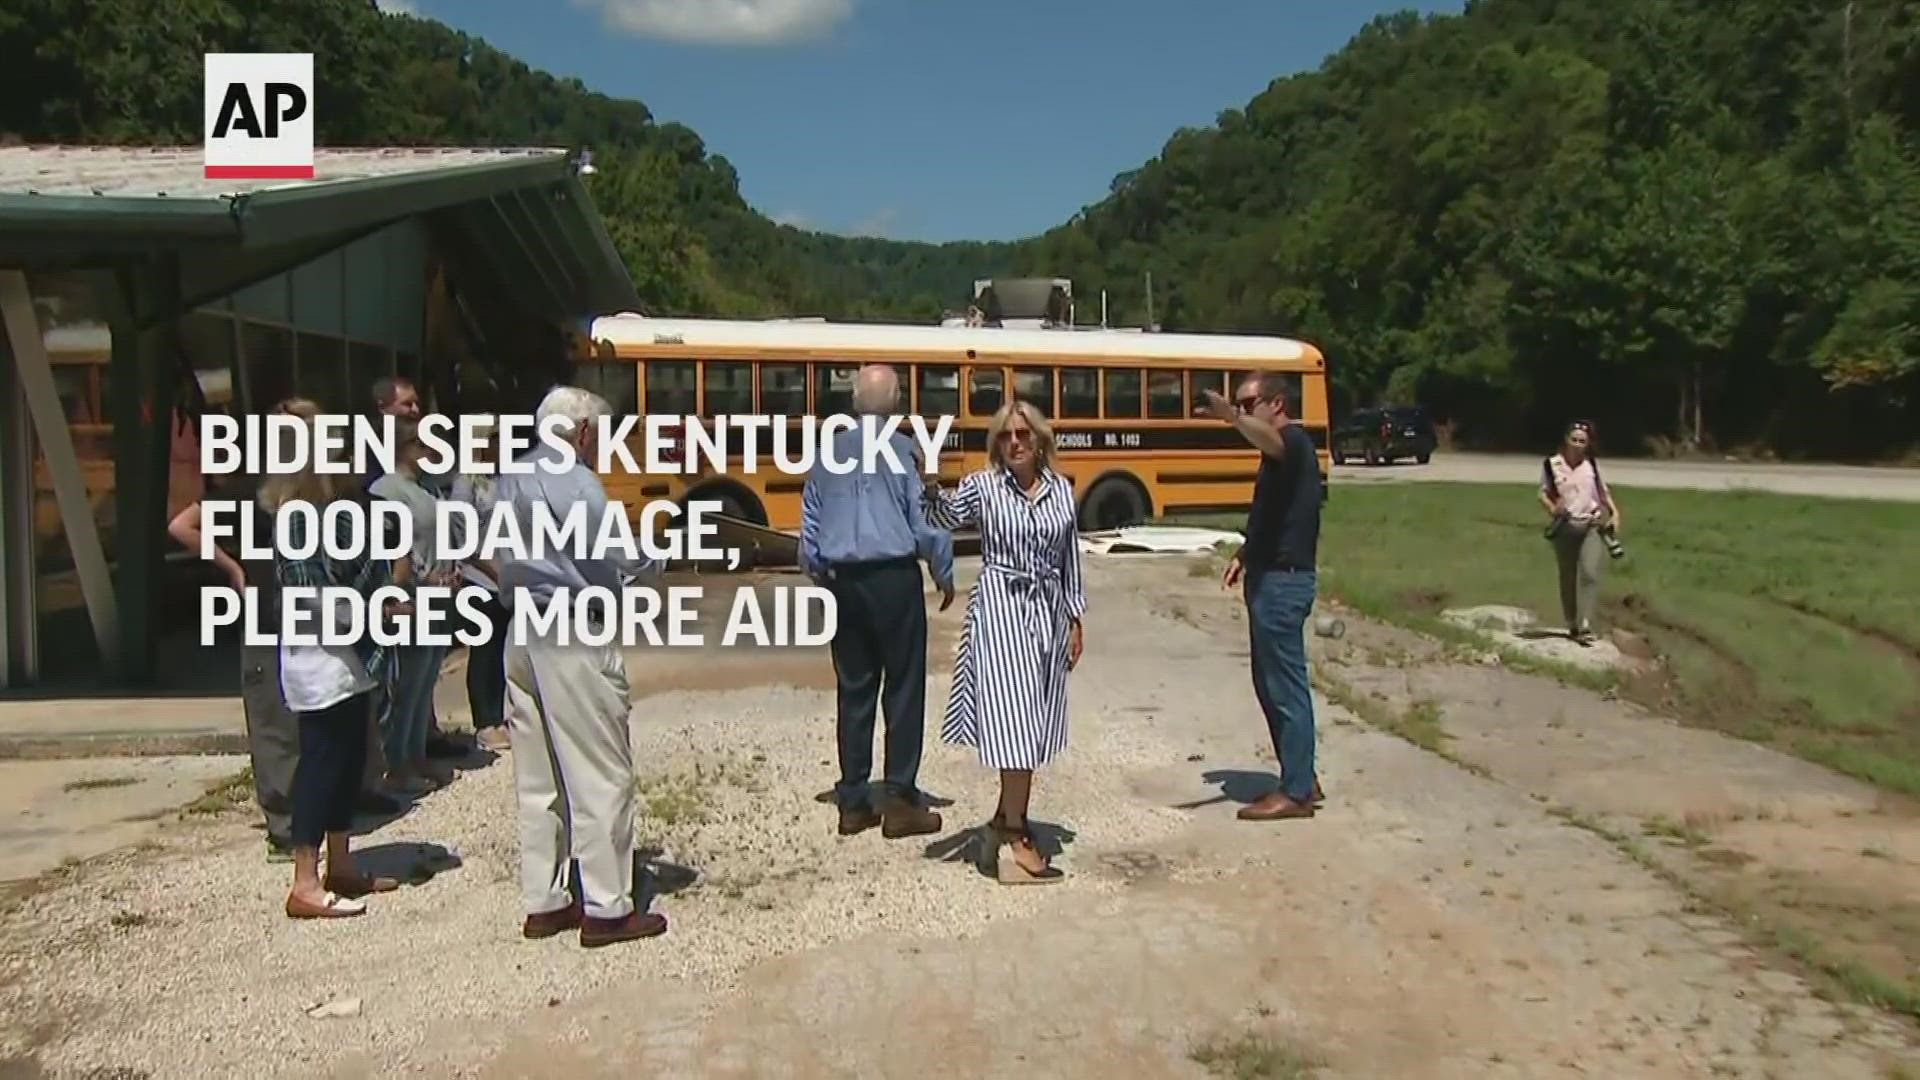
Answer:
[{"left": 995, "top": 428, "right": 1034, "bottom": 444}]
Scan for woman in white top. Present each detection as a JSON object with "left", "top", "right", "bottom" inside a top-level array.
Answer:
[
  {"left": 1538, "top": 420, "right": 1624, "bottom": 645},
  {"left": 263, "top": 414, "right": 410, "bottom": 919}
]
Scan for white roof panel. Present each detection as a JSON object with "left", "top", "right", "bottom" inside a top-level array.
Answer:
[
  {"left": 0, "top": 146, "right": 567, "bottom": 200},
  {"left": 591, "top": 314, "right": 1319, "bottom": 363}
]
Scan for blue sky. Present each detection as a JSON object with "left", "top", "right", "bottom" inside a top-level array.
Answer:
[{"left": 380, "top": 0, "right": 1463, "bottom": 243}]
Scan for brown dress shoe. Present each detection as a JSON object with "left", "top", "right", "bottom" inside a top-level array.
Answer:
[
  {"left": 880, "top": 799, "right": 942, "bottom": 839},
  {"left": 1237, "top": 792, "right": 1316, "bottom": 821},
  {"left": 523, "top": 901, "right": 583, "bottom": 940},
  {"left": 838, "top": 807, "right": 881, "bottom": 836},
  {"left": 580, "top": 911, "right": 668, "bottom": 948}
]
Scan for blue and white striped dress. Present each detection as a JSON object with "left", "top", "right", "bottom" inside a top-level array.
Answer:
[{"left": 926, "top": 468, "right": 1087, "bottom": 770}]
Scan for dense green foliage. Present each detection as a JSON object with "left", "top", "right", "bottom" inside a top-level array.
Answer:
[
  {"left": 1016, "top": 0, "right": 1920, "bottom": 456},
  {"left": 4, "top": 0, "right": 1918, "bottom": 456}
]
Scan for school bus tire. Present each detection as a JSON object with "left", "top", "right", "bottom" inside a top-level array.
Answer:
[{"left": 1078, "top": 474, "right": 1151, "bottom": 532}]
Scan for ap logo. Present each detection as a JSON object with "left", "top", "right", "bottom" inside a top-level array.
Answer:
[{"left": 204, "top": 54, "right": 314, "bottom": 180}]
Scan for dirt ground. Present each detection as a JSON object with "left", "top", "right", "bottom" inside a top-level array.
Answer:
[{"left": 2, "top": 557, "right": 1918, "bottom": 1079}]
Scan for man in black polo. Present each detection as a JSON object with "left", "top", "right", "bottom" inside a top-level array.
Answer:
[{"left": 1202, "top": 373, "right": 1324, "bottom": 821}]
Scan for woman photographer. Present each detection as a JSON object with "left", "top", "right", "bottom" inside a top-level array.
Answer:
[{"left": 1538, "top": 420, "right": 1624, "bottom": 645}]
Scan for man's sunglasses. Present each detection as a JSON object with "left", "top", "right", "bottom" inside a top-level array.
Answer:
[{"left": 1235, "top": 395, "right": 1266, "bottom": 413}]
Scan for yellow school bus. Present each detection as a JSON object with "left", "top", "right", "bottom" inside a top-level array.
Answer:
[{"left": 576, "top": 314, "right": 1330, "bottom": 533}]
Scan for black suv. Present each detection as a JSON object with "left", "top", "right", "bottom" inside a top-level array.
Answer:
[{"left": 1332, "top": 405, "right": 1436, "bottom": 465}]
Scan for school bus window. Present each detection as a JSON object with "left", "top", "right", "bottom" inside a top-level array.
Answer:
[
  {"left": 1103, "top": 369, "right": 1142, "bottom": 418},
  {"left": 968, "top": 368, "right": 1003, "bottom": 416},
  {"left": 1192, "top": 369, "right": 1228, "bottom": 402},
  {"left": 602, "top": 359, "right": 641, "bottom": 413},
  {"left": 760, "top": 363, "right": 807, "bottom": 415},
  {"left": 1060, "top": 368, "right": 1099, "bottom": 419},
  {"left": 590, "top": 362, "right": 638, "bottom": 416},
  {"left": 917, "top": 365, "right": 959, "bottom": 417},
  {"left": 892, "top": 364, "right": 912, "bottom": 410},
  {"left": 645, "top": 360, "right": 696, "bottom": 416},
  {"left": 1013, "top": 367, "right": 1053, "bottom": 416},
  {"left": 704, "top": 361, "right": 753, "bottom": 417},
  {"left": 815, "top": 363, "right": 857, "bottom": 415},
  {"left": 1147, "top": 370, "right": 1185, "bottom": 419}
]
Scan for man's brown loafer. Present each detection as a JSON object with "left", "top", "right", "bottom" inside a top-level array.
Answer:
[
  {"left": 1237, "top": 793, "right": 1316, "bottom": 821},
  {"left": 580, "top": 912, "right": 668, "bottom": 948},
  {"left": 522, "top": 901, "right": 583, "bottom": 940}
]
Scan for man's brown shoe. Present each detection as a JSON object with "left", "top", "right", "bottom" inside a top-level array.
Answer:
[
  {"left": 839, "top": 807, "right": 882, "bottom": 836},
  {"left": 1237, "top": 793, "right": 1316, "bottom": 821},
  {"left": 880, "top": 799, "right": 942, "bottom": 840},
  {"left": 580, "top": 912, "right": 668, "bottom": 948},
  {"left": 522, "top": 902, "right": 582, "bottom": 940}
]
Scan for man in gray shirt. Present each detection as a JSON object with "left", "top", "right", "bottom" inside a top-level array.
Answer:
[{"left": 493, "top": 386, "right": 667, "bottom": 949}]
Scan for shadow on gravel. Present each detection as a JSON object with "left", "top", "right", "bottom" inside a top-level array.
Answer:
[
  {"left": 1173, "top": 769, "right": 1282, "bottom": 810},
  {"left": 355, "top": 841, "right": 463, "bottom": 886}
]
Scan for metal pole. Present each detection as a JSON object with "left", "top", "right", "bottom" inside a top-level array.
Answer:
[
  {"left": 1144, "top": 270, "right": 1155, "bottom": 331},
  {"left": 0, "top": 300, "right": 37, "bottom": 685}
]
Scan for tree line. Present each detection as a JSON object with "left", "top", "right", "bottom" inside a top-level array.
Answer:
[{"left": 4, "top": 0, "right": 1916, "bottom": 458}]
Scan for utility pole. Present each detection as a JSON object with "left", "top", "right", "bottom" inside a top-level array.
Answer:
[{"left": 1144, "top": 270, "right": 1155, "bottom": 331}]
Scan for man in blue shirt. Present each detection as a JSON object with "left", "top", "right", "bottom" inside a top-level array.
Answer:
[{"left": 801, "top": 365, "right": 955, "bottom": 840}]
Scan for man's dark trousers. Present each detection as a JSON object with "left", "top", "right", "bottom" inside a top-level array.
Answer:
[{"left": 827, "top": 557, "right": 928, "bottom": 811}]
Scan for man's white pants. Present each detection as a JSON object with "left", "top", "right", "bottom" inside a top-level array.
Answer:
[{"left": 504, "top": 638, "right": 637, "bottom": 921}]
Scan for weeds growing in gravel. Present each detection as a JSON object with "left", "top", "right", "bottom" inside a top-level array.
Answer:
[{"left": 1190, "top": 1030, "right": 1323, "bottom": 1079}]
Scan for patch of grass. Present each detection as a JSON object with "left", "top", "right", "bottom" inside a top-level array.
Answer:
[
  {"left": 62, "top": 776, "right": 139, "bottom": 794},
  {"left": 182, "top": 768, "right": 253, "bottom": 816},
  {"left": 1178, "top": 484, "right": 1920, "bottom": 797},
  {"left": 1190, "top": 1031, "right": 1324, "bottom": 1080},
  {"left": 1314, "top": 670, "right": 1488, "bottom": 779},
  {"left": 108, "top": 911, "right": 148, "bottom": 929},
  {"left": 1642, "top": 816, "right": 1710, "bottom": 848},
  {"left": 635, "top": 770, "right": 709, "bottom": 828}
]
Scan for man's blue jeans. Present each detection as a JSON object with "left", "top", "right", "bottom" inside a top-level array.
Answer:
[{"left": 1245, "top": 569, "right": 1317, "bottom": 803}]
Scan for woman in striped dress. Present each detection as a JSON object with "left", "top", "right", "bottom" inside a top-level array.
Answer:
[{"left": 925, "top": 399, "right": 1086, "bottom": 884}]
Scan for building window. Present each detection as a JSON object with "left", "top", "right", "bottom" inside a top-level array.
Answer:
[
  {"left": 760, "top": 363, "right": 807, "bottom": 415},
  {"left": 295, "top": 333, "right": 348, "bottom": 413},
  {"left": 1147, "top": 369, "right": 1185, "bottom": 419},
  {"left": 347, "top": 342, "right": 391, "bottom": 417},
  {"left": 645, "top": 360, "right": 696, "bottom": 416},
  {"left": 968, "top": 368, "right": 1003, "bottom": 416},
  {"left": 242, "top": 322, "right": 295, "bottom": 416},
  {"left": 1012, "top": 367, "right": 1053, "bottom": 417},
  {"left": 1103, "top": 369, "right": 1142, "bottom": 419},
  {"left": 705, "top": 361, "right": 753, "bottom": 417},
  {"left": 1060, "top": 368, "right": 1099, "bottom": 419},
  {"left": 917, "top": 366, "right": 959, "bottom": 417}
]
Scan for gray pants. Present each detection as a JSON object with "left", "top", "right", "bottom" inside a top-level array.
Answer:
[
  {"left": 505, "top": 637, "right": 637, "bottom": 921},
  {"left": 239, "top": 644, "right": 298, "bottom": 845},
  {"left": 1552, "top": 512, "right": 1610, "bottom": 633}
]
